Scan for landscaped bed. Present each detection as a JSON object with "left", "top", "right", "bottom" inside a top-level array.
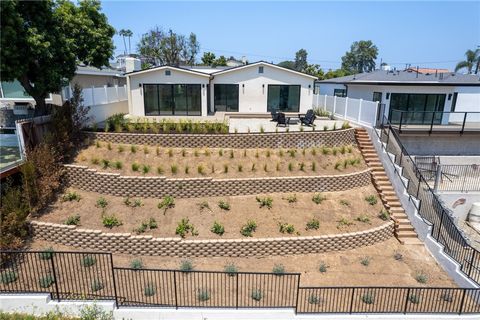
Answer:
[
  {"left": 72, "top": 141, "right": 366, "bottom": 178},
  {"left": 35, "top": 186, "right": 387, "bottom": 240}
]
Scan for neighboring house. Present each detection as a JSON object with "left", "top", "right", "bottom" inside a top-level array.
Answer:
[
  {"left": 126, "top": 61, "right": 317, "bottom": 117},
  {"left": 317, "top": 69, "right": 480, "bottom": 124},
  {"left": 405, "top": 67, "right": 450, "bottom": 74}
]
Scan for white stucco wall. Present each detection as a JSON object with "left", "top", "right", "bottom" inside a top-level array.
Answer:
[
  {"left": 317, "top": 83, "right": 346, "bottom": 96},
  {"left": 127, "top": 68, "right": 210, "bottom": 116},
  {"left": 210, "top": 64, "right": 316, "bottom": 114},
  {"left": 88, "top": 100, "right": 128, "bottom": 124}
]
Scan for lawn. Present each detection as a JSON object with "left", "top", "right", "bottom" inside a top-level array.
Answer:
[{"left": 72, "top": 141, "right": 366, "bottom": 178}]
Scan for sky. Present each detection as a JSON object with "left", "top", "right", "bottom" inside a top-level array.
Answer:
[{"left": 101, "top": 1, "right": 480, "bottom": 71}]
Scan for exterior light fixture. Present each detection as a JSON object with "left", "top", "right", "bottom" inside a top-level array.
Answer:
[
  {"left": 386, "top": 93, "right": 390, "bottom": 100},
  {"left": 448, "top": 93, "right": 452, "bottom": 100},
  {"left": 139, "top": 83, "right": 142, "bottom": 87}
]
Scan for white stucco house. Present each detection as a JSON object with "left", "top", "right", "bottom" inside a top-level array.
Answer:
[
  {"left": 316, "top": 69, "right": 480, "bottom": 124},
  {"left": 126, "top": 61, "right": 318, "bottom": 117}
]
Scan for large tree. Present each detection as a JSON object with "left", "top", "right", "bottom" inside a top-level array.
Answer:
[
  {"left": 201, "top": 52, "right": 216, "bottom": 65},
  {"left": 119, "top": 29, "right": 133, "bottom": 55},
  {"left": 455, "top": 49, "right": 480, "bottom": 74},
  {"left": 137, "top": 27, "right": 200, "bottom": 67},
  {"left": 294, "top": 49, "right": 308, "bottom": 72},
  {"left": 341, "top": 40, "right": 378, "bottom": 73},
  {"left": 1, "top": 0, "right": 115, "bottom": 115}
]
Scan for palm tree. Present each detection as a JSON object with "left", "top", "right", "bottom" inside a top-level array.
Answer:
[
  {"left": 124, "top": 29, "right": 133, "bottom": 55},
  {"left": 118, "top": 29, "right": 128, "bottom": 55},
  {"left": 455, "top": 49, "right": 480, "bottom": 74}
]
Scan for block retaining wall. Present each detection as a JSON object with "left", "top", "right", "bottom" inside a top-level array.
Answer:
[
  {"left": 82, "top": 128, "right": 356, "bottom": 148},
  {"left": 64, "top": 165, "right": 372, "bottom": 198},
  {"left": 30, "top": 220, "right": 394, "bottom": 257}
]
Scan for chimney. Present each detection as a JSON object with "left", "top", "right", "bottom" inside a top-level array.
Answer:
[{"left": 125, "top": 57, "right": 141, "bottom": 73}]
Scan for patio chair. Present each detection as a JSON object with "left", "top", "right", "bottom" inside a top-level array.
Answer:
[
  {"left": 276, "top": 112, "right": 289, "bottom": 127},
  {"left": 270, "top": 110, "right": 279, "bottom": 122},
  {"left": 299, "top": 109, "right": 316, "bottom": 126}
]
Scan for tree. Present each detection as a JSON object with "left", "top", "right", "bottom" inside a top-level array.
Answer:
[
  {"left": 137, "top": 27, "right": 200, "bottom": 67},
  {"left": 323, "top": 68, "right": 352, "bottom": 80},
  {"left": 119, "top": 29, "right": 133, "bottom": 55},
  {"left": 294, "top": 49, "right": 308, "bottom": 72},
  {"left": 341, "top": 40, "right": 378, "bottom": 73},
  {"left": 214, "top": 55, "right": 227, "bottom": 66},
  {"left": 201, "top": 52, "right": 216, "bottom": 65},
  {"left": 455, "top": 49, "right": 480, "bottom": 74},
  {"left": 303, "top": 64, "right": 324, "bottom": 79},
  {"left": 1, "top": 0, "right": 115, "bottom": 115},
  {"left": 278, "top": 60, "right": 295, "bottom": 70}
]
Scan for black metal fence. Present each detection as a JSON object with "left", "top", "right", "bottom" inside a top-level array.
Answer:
[
  {"left": 1, "top": 250, "right": 479, "bottom": 314},
  {"left": 375, "top": 117, "right": 480, "bottom": 285},
  {"left": 433, "top": 164, "right": 480, "bottom": 192}
]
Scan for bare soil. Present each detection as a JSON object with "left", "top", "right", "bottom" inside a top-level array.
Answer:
[
  {"left": 36, "top": 186, "right": 387, "bottom": 239},
  {"left": 72, "top": 141, "right": 366, "bottom": 178},
  {"left": 27, "top": 238, "right": 455, "bottom": 287}
]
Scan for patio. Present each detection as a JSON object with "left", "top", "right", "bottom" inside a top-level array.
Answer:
[{"left": 229, "top": 118, "right": 354, "bottom": 133}]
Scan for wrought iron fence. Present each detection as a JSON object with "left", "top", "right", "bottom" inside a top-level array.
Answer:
[
  {"left": 433, "top": 164, "right": 480, "bottom": 192},
  {"left": 1, "top": 250, "right": 479, "bottom": 314},
  {"left": 374, "top": 117, "right": 480, "bottom": 285}
]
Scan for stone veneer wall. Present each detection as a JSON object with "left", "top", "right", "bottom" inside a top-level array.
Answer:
[
  {"left": 64, "top": 165, "right": 372, "bottom": 198},
  {"left": 31, "top": 220, "right": 394, "bottom": 257},
  {"left": 83, "top": 128, "right": 356, "bottom": 148}
]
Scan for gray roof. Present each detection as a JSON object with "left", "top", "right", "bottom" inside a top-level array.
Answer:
[
  {"left": 318, "top": 69, "right": 480, "bottom": 86},
  {"left": 76, "top": 65, "right": 125, "bottom": 77}
]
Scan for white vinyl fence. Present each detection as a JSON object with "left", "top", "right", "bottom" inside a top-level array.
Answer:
[
  {"left": 313, "top": 94, "right": 379, "bottom": 128},
  {"left": 62, "top": 85, "right": 128, "bottom": 107}
]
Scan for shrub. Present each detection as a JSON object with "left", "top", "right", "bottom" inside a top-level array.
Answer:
[
  {"left": 65, "top": 214, "right": 81, "bottom": 226},
  {"left": 365, "top": 195, "right": 378, "bottom": 206},
  {"left": 342, "top": 121, "right": 351, "bottom": 129},
  {"left": 95, "top": 140, "right": 102, "bottom": 148},
  {"left": 168, "top": 149, "right": 173, "bottom": 157},
  {"left": 333, "top": 123, "right": 337, "bottom": 130},
  {"left": 272, "top": 264, "right": 285, "bottom": 275},
  {"left": 332, "top": 148, "right": 338, "bottom": 156},
  {"left": 306, "top": 219, "right": 320, "bottom": 230},
  {"left": 229, "top": 150, "right": 234, "bottom": 158},
  {"left": 197, "top": 165, "right": 205, "bottom": 175},
  {"left": 339, "top": 199, "right": 350, "bottom": 207},
  {"left": 256, "top": 196, "right": 273, "bottom": 209},
  {"left": 288, "top": 149, "right": 296, "bottom": 158},
  {"left": 171, "top": 164, "right": 178, "bottom": 174},
  {"left": 323, "top": 125, "right": 328, "bottom": 131},
  {"left": 156, "top": 146, "right": 161, "bottom": 155},
  {"left": 334, "top": 162, "right": 341, "bottom": 170},
  {"left": 362, "top": 292, "right": 374, "bottom": 305},
  {"left": 144, "top": 283, "right": 156, "bottom": 297},
  {"left": 130, "top": 258, "right": 143, "bottom": 269},
  {"left": 133, "top": 221, "right": 149, "bottom": 234},
  {"left": 224, "top": 263, "right": 238, "bottom": 276},
  {"left": 441, "top": 291, "right": 453, "bottom": 302},
  {"left": 299, "top": 162, "right": 305, "bottom": 171},
  {"left": 266, "top": 150, "right": 271, "bottom": 157},
  {"left": 91, "top": 278, "right": 104, "bottom": 292},
  {"left": 223, "top": 164, "right": 229, "bottom": 173},
  {"left": 276, "top": 162, "right": 280, "bottom": 171},
  {"left": 130, "top": 145, "right": 137, "bottom": 153},
  {"left": 158, "top": 196, "right": 175, "bottom": 214},
  {"left": 319, "top": 262, "right": 328, "bottom": 273},
  {"left": 321, "top": 146, "right": 330, "bottom": 155},
  {"left": 356, "top": 215, "right": 370, "bottom": 223},
  {"left": 131, "top": 162, "right": 140, "bottom": 172},
  {"left": 211, "top": 221, "right": 225, "bottom": 236},
  {"left": 251, "top": 289, "right": 263, "bottom": 301},
  {"left": 409, "top": 293, "right": 420, "bottom": 304},
  {"left": 279, "top": 149, "right": 284, "bottom": 157},
  {"left": 238, "top": 164, "right": 243, "bottom": 172},
  {"left": 337, "top": 218, "right": 353, "bottom": 228},
  {"left": 263, "top": 164, "right": 268, "bottom": 172},
  {"left": 378, "top": 209, "right": 390, "bottom": 221},
  {"left": 194, "top": 149, "right": 199, "bottom": 157},
  {"left": 311, "top": 162, "right": 316, "bottom": 171},
  {"left": 285, "top": 194, "right": 297, "bottom": 203},
  {"left": 347, "top": 146, "right": 353, "bottom": 153},
  {"left": 218, "top": 149, "right": 224, "bottom": 156},
  {"left": 102, "top": 214, "right": 122, "bottom": 229},
  {"left": 180, "top": 259, "right": 194, "bottom": 272},
  {"left": 251, "top": 164, "right": 256, "bottom": 172},
  {"left": 240, "top": 220, "right": 257, "bottom": 237},
  {"left": 0, "top": 270, "right": 17, "bottom": 284},
  {"left": 415, "top": 272, "right": 428, "bottom": 284},
  {"left": 148, "top": 218, "right": 158, "bottom": 229},
  {"left": 114, "top": 161, "right": 123, "bottom": 169},
  {"left": 393, "top": 251, "right": 403, "bottom": 261},
  {"left": 340, "top": 146, "right": 346, "bottom": 154},
  {"left": 82, "top": 255, "right": 97, "bottom": 267},
  {"left": 39, "top": 274, "right": 55, "bottom": 288},
  {"left": 62, "top": 191, "right": 81, "bottom": 202},
  {"left": 218, "top": 200, "right": 230, "bottom": 211},
  {"left": 197, "top": 288, "right": 211, "bottom": 301},
  {"left": 312, "top": 193, "right": 326, "bottom": 204},
  {"left": 198, "top": 201, "right": 211, "bottom": 212},
  {"left": 91, "top": 157, "right": 100, "bottom": 165},
  {"left": 308, "top": 294, "right": 320, "bottom": 305},
  {"left": 39, "top": 247, "right": 54, "bottom": 260},
  {"left": 278, "top": 222, "right": 295, "bottom": 234},
  {"left": 255, "top": 150, "right": 259, "bottom": 158},
  {"left": 96, "top": 197, "right": 108, "bottom": 209},
  {"left": 175, "top": 218, "right": 197, "bottom": 238},
  {"left": 360, "top": 256, "right": 371, "bottom": 266},
  {"left": 142, "top": 165, "right": 151, "bottom": 174}
]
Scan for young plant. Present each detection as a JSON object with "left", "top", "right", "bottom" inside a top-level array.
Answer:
[
  {"left": 197, "top": 288, "right": 211, "bottom": 301},
  {"left": 197, "top": 165, "right": 205, "bottom": 175},
  {"left": 223, "top": 164, "right": 229, "bottom": 173},
  {"left": 101, "top": 159, "right": 110, "bottom": 169},
  {"left": 362, "top": 292, "right": 374, "bottom": 305},
  {"left": 415, "top": 272, "right": 428, "bottom": 284},
  {"left": 312, "top": 193, "right": 326, "bottom": 204},
  {"left": 251, "top": 163, "right": 256, "bottom": 172},
  {"left": 198, "top": 201, "right": 211, "bottom": 212},
  {"left": 311, "top": 162, "right": 316, "bottom": 171},
  {"left": 91, "top": 279, "right": 104, "bottom": 292},
  {"left": 194, "top": 149, "right": 199, "bottom": 157},
  {"left": 365, "top": 195, "right": 378, "bottom": 206},
  {"left": 144, "top": 283, "right": 156, "bottom": 297},
  {"left": 184, "top": 165, "right": 190, "bottom": 174},
  {"left": 62, "top": 191, "right": 81, "bottom": 202},
  {"left": 379, "top": 209, "right": 390, "bottom": 221},
  {"left": 224, "top": 263, "right": 238, "bottom": 276},
  {"left": 319, "top": 262, "right": 329, "bottom": 273},
  {"left": 285, "top": 194, "right": 297, "bottom": 203},
  {"left": 131, "top": 162, "right": 140, "bottom": 172},
  {"left": 278, "top": 222, "right": 296, "bottom": 234},
  {"left": 130, "top": 258, "right": 144, "bottom": 269},
  {"left": 143, "top": 145, "right": 149, "bottom": 154},
  {"left": 251, "top": 288, "right": 263, "bottom": 301},
  {"left": 38, "top": 247, "right": 55, "bottom": 260},
  {"left": 142, "top": 164, "right": 151, "bottom": 174},
  {"left": 288, "top": 162, "right": 293, "bottom": 171},
  {"left": 240, "top": 220, "right": 257, "bottom": 237},
  {"left": 210, "top": 221, "right": 225, "bottom": 236},
  {"left": 114, "top": 161, "right": 123, "bottom": 169},
  {"left": 276, "top": 162, "right": 280, "bottom": 171},
  {"left": 337, "top": 218, "right": 353, "bottom": 228},
  {"left": 175, "top": 218, "right": 197, "bottom": 238},
  {"left": 288, "top": 149, "right": 296, "bottom": 158},
  {"left": 256, "top": 196, "right": 273, "bottom": 209},
  {"left": 102, "top": 214, "right": 122, "bottom": 229},
  {"left": 0, "top": 271, "right": 17, "bottom": 284},
  {"left": 148, "top": 218, "right": 158, "bottom": 229},
  {"left": 306, "top": 218, "right": 320, "bottom": 230},
  {"left": 157, "top": 166, "right": 164, "bottom": 174},
  {"left": 409, "top": 293, "right": 420, "bottom": 304},
  {"left": 39, "top": 274, "right": 55, "bottom": 288},
  {"left": 299, "top": 162, "right": 305, "bottom": 171},
  {"left": 91, "top": 157, "right": 100, "bottom": 165},
  {"left": 96, "top": 197, "right": 108, "bottom": 210},
  {"left": 218, "top": 200, "right": 231, "bottom": 211},
  {"left": 238, "top": 164, "right": 243, "bottom": 172},
  {"left": 158, "top": 196, "right": 175, "bottom": 215},
  {"left": 218, "top": 149, "right": 224, "bottom": 156},
  {"left": 65, "top": 214, "right": 81, "bottom": 226},
  {"left": 133, "top": 221, "right": 149, "bottom": 234},
  {"left": 82, "top": 255, "right": 97, "bottom": 268},
  {"left": 339, "top": 199, "right": 350, "bottom": 207},
  {"left": 308, "top": 294, "right": 320, "bottom": 305},
  {"left": 171, "top": 164, "right": 178, "bottom": 174},
  {"left": 229, "top": 149, "right": 234, "bottom": 158},
  {"left": 356, "top": 215, "right": 370, "bottom": 223},
  {"left": 272, "top": 264, "right": 285, "bottom": 275},
  {"left": 168, "top": 149, "right": 173, "bottom": 157},
  {"left": 156, "top": 146, "right": 160, "bottom": 156},
  {"left": 180, "top": 259, "right": 194, "bottom": 272},
  {"left": 321, "top": 146, "right": 330, "bottom": 155},
  {"left": 334, "top": 161, "right": 342, "bottom": 170},
  {"left": 393, "top": 251, "right": 403, "bottom": 261},
  {"left": 130, "top": 145, "right": 137, "bottom": 153},
  {"left": 360, "top": 256, "right": 371, "bottom": 266}
]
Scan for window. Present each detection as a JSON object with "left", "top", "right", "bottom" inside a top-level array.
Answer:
[
  {"left": 1, "top": 80, "right": 32, "bottom": 99},
  {"left": 258, "top": 66, "right": 264, "bottom": 74},
  {"left": 143, "top": 84, "right": 201, "bottom": 116},
  {"left": 333, "top": 89, "right": 347, "bottom": 97},
  {"left": 165, "top": 70, "right": 171, "bottom": 76},
  {"left": 267, "top": 85, "right": 300, "bottom": 112},
  {"left": 388, "top": 93, "right": 446, "bottom": 124},
  {"left": 451, "top": 92, "right": 458, "bottom": 112},
  {"left": 373, "top": 92, "right": 382, "bottom": 102},
  {"left": 214, "top": 84, "right": 239, "bottom": 112}
]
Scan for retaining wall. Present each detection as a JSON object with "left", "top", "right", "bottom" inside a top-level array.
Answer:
[
  {"left": 31, "top": 220, "right": 394, "bottom": 257},
  {"left": 64, "top": 165, "right": 372, "bottom": 198},
  {"left": 83, "top": 128, "right": 356, "bottom": 148}
]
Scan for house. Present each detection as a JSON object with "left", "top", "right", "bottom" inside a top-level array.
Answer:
[
  {"left": 405, "top": 67, "right": 450, "bottom": 74},
  {"left": 126, "top": 61, "right": 318, "bottom": 117},
  {"left": 316, "top": 69, "right": 480, "bottom": 124}
]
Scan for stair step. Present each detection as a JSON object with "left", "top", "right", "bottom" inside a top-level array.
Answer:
[
  {"left": 397, "top": 231, "right": 418, "bottom": 238},
  {"left": 401, "top": 238, "right": 423, "bottom": 245},
  {"left": 397, "top": 225, "right": 415, "bottom": 232}
]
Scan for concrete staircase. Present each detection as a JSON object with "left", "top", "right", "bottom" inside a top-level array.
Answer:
[{"left": 355, "top": 128, "right": 422, "bottom": 245}]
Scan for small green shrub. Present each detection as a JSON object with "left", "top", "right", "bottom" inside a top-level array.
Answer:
[
  {"left": 229, "top": 150, "right": 234, "bottom": 158},
  {"left": 263, "top": 164, "right": 268, "bottom": 172},
  {"left": 218, "top": 149, "right": 224, "bottom": 156},
  {"left": 393, "top": 251, "right": 403, "bottom": 261},
  {"left": 276, "top": 162, "right": 280, "bottom": 171},
  {"left": 365, "top": 195, "right": 378, "bottom": 206},
  {"left": 285, "top": 194, "right": 297, "bottom": 203},
  {"left": 0, "top": 270, "right": 17, "bottom": 284},
  {"left": 194, "top": 149, "right": 200, "bottom": 157},
  {"left": 337, "top": 218, "right": 353, "bottom": 228},
  {"left": 332, "top": 148, "right": 338, "bottom": 156},
  {"left": 339, "top": 199, "right": 350, "bottom": 207},
  {"left": 133, "top": 221, "right": 149, "bottom": 234},
  {"left": 308, "top": 294, "right": 320, "bottom": 305},
  {"left": 223, "top": 164, "right": 229, "bottom": 173},
  {"left": 130, "top": 145, "right": 137, "bottom": 153},
  {"left": 240, "top": 220, "right": 257, "bottom": 237},
  {"left": 62, "top": 191, "right": 81, "bottom": 202},
  {"left": 311, "top": 162, "right": 316, "bottom": 171},
  {"left": 95, "top": 140, "right": 101, "bottom": 148},
  {"left": 251, "top": 288, "right": 263, "bottom": 301},
  {"left": 321, "top": 146, "right": 330, "bottom": 155},
  {"left": 238, "top": 164, "right": 243, "bottom": 172},
  {"left": 218, "top": 200, "right": 230, "bottom": 211},
  {"left": 102, "top": 214, "right": 122, "bottom": 229},
  {"left": 91, "top": 278, "right": 104, "bottom": 292},
  {"left": 114, "top": 161, "right": 123, "bottom": 169},
  {"left": 319, "top": 262, "right": 329, "bottom": 273},
  {"left": 211, "top": 221, "right": 225, "bottom": 236},
  {"left": 180, "top": 259, "right": 194, "bottom": 272},
  {"left": 197, "top": 165, "right": 205, "bottom": 175},
  {"left": 409, "top": 293, "right": 420, "bottom": 304},
  {"left": 65, "top": 214, "right": 81, "bottom": 226},
  {"left": 101, "top": 159, "right": 110, "bottom": 169},
  {"left": 342, "top": 121, "right": 351, "bottom": 129},
  {"left": 131, "top": 162, "right": 140, "bottom": 172},
  {"left": 306, "top": 218, "right": 320, "bottom": 230},
  {"left": 362, "top": 292, "right": 374, "bottom": 304},
  {"left": 198, "top": 201, "right": 211, "bottom": 212},
  {"left": 142, "top": 164, "right": 151, "bottom": 174},
  {"left": 91, "top": 157, "right": 100, "bottom": 165},
  {"left": 251, "top": 163, "right": 256, "bottom": 172},
  {"left": 312, "top": 193, "right": 326, "bottom": 204},
  {"left": 96, "top": 197, "right": 108, "bottom": 210},
  {"left": 171, "top": 164, "right": 178, "bottom": 174},
  {"left": 279, "top": 149, "right": 284, "bottom": 157},
  {"left": 278, "top": 222, "right": 296, "bottom": 234},
  {"left": 158, "top": 196, "right": 175, "bottom": 214},
  {"left": 356, "top": 215, "right": 370, "bottom": 223},
  {"left": 334, "top": 161, "right": 341, "bottom": 170},
  {"left": 256, "top": 196, "right": 273, "bottom": 209},
  {"left": 38, "top": 247, "right": 54, "bottom": 260},
  {"left": 288, "top": 149, "right": 296, "bottom": 158},
  {"left": 441, "top": 291, "right": 453, "bottom": 302},
  {"left": 144, "top": 283, "right": 156, "bottom": 297},
  {"left": 168, "top": 149, "right": 173, "bottom": 157},
  {"left": 299, "top": 162, "right": 305, "bottom": 171},
  {"left": 130, "top": 258, "right": 143, "bottom": 269},
  {"left": 175, "top": 218, "right": 197, "bottom": 238},
  {"left": 379, "top": 209, "right": 390, "bottom": 221},
  {"left": 272, "top": 264, "right": 285, "bottom": 275},
  {"left": 415, "top": 272, "right": 428, "bottom": 284},
  {"left": 360, "top": 256, "right": 371, "bottom": 266},
  {"left": 82, "top": 255, "right": 97, "bottom": 267},
  {"left": 197, "top": 288, "right": 211, "bottom": 301},
  {"left": 148, "top": 218, "right": 158, "bottom": 229},
  {"left": 39, "top": 274, "right": 55, "bottom": 288},
  {"left": 156, "top": 146, "right": 160, "bottom": 155},
  {"left": 224, "top": 263, "right": 238, "bottom": 276}
]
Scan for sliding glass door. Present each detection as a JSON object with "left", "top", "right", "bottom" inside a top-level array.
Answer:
[
  {"left": 214, "top": 84, "right": 239, "bottom": 112},
  {"left": 144, "top": 84, "right": 201, "bottom": 116},
  {"left": 267, "top": 85, "right": 300, "bottom": 112},
  {"left": 389, "top": 93, "right": 446, "bottom": 124}
]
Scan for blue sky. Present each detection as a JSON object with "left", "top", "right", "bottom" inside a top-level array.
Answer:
[{"left": 102, "top": 1, "right": 479, "bottom": 71}]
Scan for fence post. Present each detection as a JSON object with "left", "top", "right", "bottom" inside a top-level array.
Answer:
[
  {"left": 357, "top": 99, "right": 363, "bottom": 124},
  {"left": 333, "top": 96, "right": 337, "bottom": 115},
  {"left": 461, "top": 112, "right": 467, "bottom": 135},
  {"left": 349, "top": 288, "right": 355, "bottom": 314},
  {"left": 236, "top": 274, "right": 239, "bottom": 309},
  {"left": 115, "top": 85, "right": 119, "bottom": 102},
  {"left": 399, "top": 112, "right": 404, "bottom": 133},
  {"left": 403, "top": 288, "right": 410, "bottom": 314},
  {"left": 344, "top": 97, "right": 348, "bottom": 119},
  {"left": 49, "top": 254, "right": 60, "bottom": 302},
  {"left": 173, "top": 271, "right": 178, "bottom": 309},
  {"left": 434, "top": 165, "right": 442, "bottom": 193},
  {"left": 459, "top": 289, "right": 467, "bottom": 314},
  {"left": 429, "top": 111, "right": 435, "bottom": 134},
  {"left": 324, "top": 95, "right": 327, "bottom": 110},
  {"left": 110, "top": 254, "right": 119, "bottom": 308},
  {"left": 436, "top": 210, "right": 445, "bottom": 240},
  {"left": 295, "top": 274, "right": 300, "bottom": 313},
  {"left": 91, "top": 86, "right": 95, "bottom": 106},
  {"left": 468, "top": 250, "right": 476, "bottom": 278}
]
